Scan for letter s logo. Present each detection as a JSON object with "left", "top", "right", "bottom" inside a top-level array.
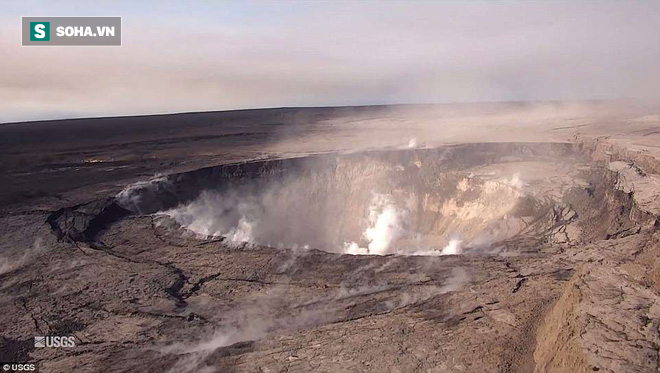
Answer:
[{"left": 34, "top": 24, "right": 45, "bottom": 39}]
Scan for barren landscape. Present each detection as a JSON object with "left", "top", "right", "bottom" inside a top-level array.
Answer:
[{"left": 2, "top": 101, "right": 660, "bottom": 372}]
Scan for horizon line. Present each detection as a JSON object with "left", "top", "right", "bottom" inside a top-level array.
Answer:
[{"left": 0, "top": 98, "right": 639, "bottom": 126}]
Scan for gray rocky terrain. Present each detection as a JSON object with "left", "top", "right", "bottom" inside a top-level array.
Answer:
[{"left": 1, "top": 101, "right": 660, "bottom": 372}]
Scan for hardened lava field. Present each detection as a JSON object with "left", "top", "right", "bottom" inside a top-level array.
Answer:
[{"left": 2, "top": 104, "right": 660, "bottom": 373}]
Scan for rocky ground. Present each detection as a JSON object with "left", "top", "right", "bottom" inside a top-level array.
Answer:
[{"left": 1, "top": 101, "right": 660, "bottom": 372}]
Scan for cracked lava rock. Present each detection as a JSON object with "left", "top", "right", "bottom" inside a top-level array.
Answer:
[{"left": 2, "top": 102, "right": 660, "bottom": 373}]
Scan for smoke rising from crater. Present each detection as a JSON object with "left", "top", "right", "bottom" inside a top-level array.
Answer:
[
  {"left": 119, "top": 155, "right": 528, "bottom": 256},
  {"left": 343, "top": 193, "right": 407, "bottom": 255}
]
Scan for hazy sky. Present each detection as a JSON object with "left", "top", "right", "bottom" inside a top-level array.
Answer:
[{"left": 1, "top": 0, "right": 659, "bottom": 122}]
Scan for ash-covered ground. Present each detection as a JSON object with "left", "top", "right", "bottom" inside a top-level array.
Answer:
[{"left": 2, "top": 101, "right": 660, "bottom": 373}]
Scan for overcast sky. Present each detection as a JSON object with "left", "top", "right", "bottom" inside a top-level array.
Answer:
[{"left": 1, "top": 0, "right": 659, "bottom": 122}]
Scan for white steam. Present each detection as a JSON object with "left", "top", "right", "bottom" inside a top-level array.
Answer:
[
  {"left": 0, "top": 237, "right": 48, "bottom": 275},
  {"left": 342, "top": 194, "right": 465, "bottom": 257},
  {"left": 364, "top": 195, "right": 406, "bottom": 255},
  {"left": 160, "top": 190, "right": 259, "bottom": 244},
  {"left": 407, "top": 239, "right": 463, "bottom": 257},
  {"left": 343, "top": 194, "right": 407, "bottom": 255},
  {"left": 225, "top": 216, "right": 254, "bottom": 243},
  {"left": 123, "top": 166, "right": 525, "bottom": 257},
  {"left": 115, "top": 174, "right": 170, "bottom": 213},
  {"left": 441, "top": 239, "right": 462, "bottom": 255}
]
